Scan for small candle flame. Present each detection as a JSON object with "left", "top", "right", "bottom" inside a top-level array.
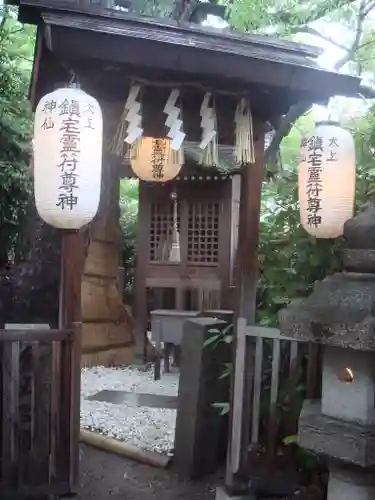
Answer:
[{"left": 338, "top": 367, "right": 354, "bottom": 383}]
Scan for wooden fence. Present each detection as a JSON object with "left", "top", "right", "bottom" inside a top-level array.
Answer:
[
  {"left": 0, "top": 326, "right": 81, "bottom": 499},
  {"left": 230, "top": 318, "right": 321, "bottom": 473}
]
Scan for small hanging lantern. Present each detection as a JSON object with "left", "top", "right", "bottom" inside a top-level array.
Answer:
[
  {"left": 33, "top": 86, "right": 103, "bottom": 229},
  {"left": 298, "top": 121, "right": 356, "bottom": 239},
  {"left": 130, "top": 137, "right": 183, "bottom": 182}
]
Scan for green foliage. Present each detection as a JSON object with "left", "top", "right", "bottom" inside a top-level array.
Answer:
[
  {"left": 227, "top": 0, "right": 358, "bottom": 35},
  {"left": 119, "top": 180, "right": 139, "bottom": 293},
  {"left": 212, "top": 402, "right": 230, "bottom": 416},
  {"left": 0, "top": 9, "right": 35, "bottom": 268},
  {"left": 257, "top": 116, "right": 340, "bottom": 326},
  {"left": 257, "top": 106, "right": 375, "bottom": 327}
]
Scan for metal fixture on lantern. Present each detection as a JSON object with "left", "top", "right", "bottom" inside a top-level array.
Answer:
[
  {"left": 298, "top": 120, "right": 356, "bottom": 239},
  {"left": 33, "top": 84, "right": 103, "bottom": 229}
]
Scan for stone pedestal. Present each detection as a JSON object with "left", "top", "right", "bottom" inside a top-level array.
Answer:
[
  {"left": 327, "top": 465, "right": 375, "bottom": 500},
  {"left": 174, "top": 317, "right": 231, "bottom": 479},
  {"left": 280, "top": 207, "right": 375, "bottom": 500}
]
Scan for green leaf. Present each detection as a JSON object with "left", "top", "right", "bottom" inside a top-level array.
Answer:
[
  {"left": 212, "top": 402, "right": 230, "bottom": 416},
  {"left": 283, "top": 434, "right": 298, "bottom": 445},
  {"left": 203, "top": 334, "right": 222, "bottom": 347}
]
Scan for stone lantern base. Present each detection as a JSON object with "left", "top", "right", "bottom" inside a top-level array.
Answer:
[
  {"left": 279, "top": 207, "right": 375, "bottom": 500},
  {"left": 299, "top": 401, "right": 375, "bottom": 468},
  {"left": 327, "top": 464, "right": 375, "bottom": 500}
]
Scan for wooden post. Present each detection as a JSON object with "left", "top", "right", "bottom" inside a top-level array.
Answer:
[
  {"left": 133, "top": 183, "right": 150, "bottom": 363},
  {"left": 225, "top": 130, "right": 265, "bottom": 494},
  {"left": 60, "top": 229, "right": 87, "bottom": 493}
]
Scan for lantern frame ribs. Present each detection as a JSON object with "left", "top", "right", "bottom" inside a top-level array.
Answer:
[
  {"left": 298, "top": 121, "right": 356, "bottom": 239},
  {"left": 33, "top": 86, "right": 103, "bottom": 230}
]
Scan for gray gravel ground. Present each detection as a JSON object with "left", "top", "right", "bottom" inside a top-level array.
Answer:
[{"left": 78, "top": 444, "right": 221, "bottom": 500}]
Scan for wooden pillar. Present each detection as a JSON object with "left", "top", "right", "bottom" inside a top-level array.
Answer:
[
  {"left": 60, "top": 228, "right": 87, "bottom": 493},
  {"left": 133, "top": 183, "right": 150, "bottom": 362},
  {"left": 225, "top": 129, "right": 265, "bottom": 494}
]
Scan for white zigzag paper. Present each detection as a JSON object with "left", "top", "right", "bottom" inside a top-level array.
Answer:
[
  {"left": 199, "top": 92, "right": 217, "bottom": 150},
  {"left": 124, "top": 85, "right": 143, "bottom": 145},
  {"left": 163, "top": 89, "right": 186, "bottom": 151}
]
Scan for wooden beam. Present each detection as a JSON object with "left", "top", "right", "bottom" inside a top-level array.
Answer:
[
  {"left": 237, "top": 133, "right": 265, "bottom": 321},
  {"left": 225, "top": 128, "right": 265, "bottom": 493},
  {"left": 59, "top": 228, "right": 88, "bottom": 493}
]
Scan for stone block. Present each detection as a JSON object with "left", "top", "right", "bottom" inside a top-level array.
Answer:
[
  {"left": 278, "top": 273, "right": 375, "bottom": 351},
  {"left": 327, "top": 464, "right": 375, "bottom": 500},
  {"left": 322, "top": 346, "right": 375, "bottom": 424},
  {"left": 200, "top": 310, "right": 235, "bottom": 324},
  {"left": 298, "top": 400, "right": 375, "bottom": 468},
  {"left": 174, "top": 317, "right": 231, "bottom": 479}
]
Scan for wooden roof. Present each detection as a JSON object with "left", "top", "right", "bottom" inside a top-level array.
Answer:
[
  {"left": 42, "top": 9, "right": 357, "bottom": 98},
  {"left": 14, "top": 0, "right": 371, "bottom": 106}
]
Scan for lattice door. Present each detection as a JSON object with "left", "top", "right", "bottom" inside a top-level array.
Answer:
[
  {"left": 149, "top": 201, "right": 180, "bottom": 262},
  {"left": 187, "top": 202, "right": 220, "bottom": 264}
]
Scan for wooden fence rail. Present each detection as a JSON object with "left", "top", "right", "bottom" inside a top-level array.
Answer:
[
  {"left": 0, "top": 325, "right": 80, "bottom": 499},
  {"left": 231, "top": 318, "right": 321, "bottom": 474}
]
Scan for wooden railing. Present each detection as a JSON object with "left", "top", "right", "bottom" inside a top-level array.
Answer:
[
  {"left": 230, "top": 318, "right": 321, "bottom": 474},
  {"left": 0, "top": 326, "right": 81, "bottom": 499}
]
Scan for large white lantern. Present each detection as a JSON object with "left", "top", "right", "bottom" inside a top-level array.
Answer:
[
  {"left": 33, "top": 86, "right": 103, "bottom": 229},
  {"left": 298, "top": 121, "right": 356, "bottom": 239},
  {"left": 130, "top": 137, "right": 182, "bottom": 182}
]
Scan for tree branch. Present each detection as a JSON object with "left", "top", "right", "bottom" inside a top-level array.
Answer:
[
  {"left": 333, "top": 0, "right": 366, "bottom": 70},
  {"left": 357, "top": 37, "right": 375, "bottom": 50},
  {"left": 264, "top": 102, "right": 312, "bottom": 166},
  {"left": 0, "top": 6, "right": 9, "bottom": 30},
  {"left": 363, "top": 0, "right": 375, "bottom": 16},
  {"left": 295, "top": 26, "right": 349, "bottom": 50},
  {"left": 265, "top": 0, "right": 368, "bottom": 166},
  {"left": 272, "top": 0, "right": 357, "bottom": 34},
  {"left": 178, "top": 0, "right": 199, "bottom": 22}
]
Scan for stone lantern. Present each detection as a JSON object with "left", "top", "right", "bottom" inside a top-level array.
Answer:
[{"left": 279, "top": 206, "right": 375, "bottom": 500}]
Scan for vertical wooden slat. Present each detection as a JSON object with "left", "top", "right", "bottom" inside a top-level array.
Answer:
[
  {"left": 69, "top": 323, "right": 82, "bottom": 493},
  {"left": 50, "top": 340, "right": 61, "bottom": 483},
  {"left": 31, "top": 342, "right": 52, "bottom": 486},
  {"left": 154, "top": 319, "right": 162, "bottom": 381},
  {"left": 270, "top": 339, "right": 280, "bottom": 408},
  {"left": 289, "top": 341, "right": 298, "bottom": 371},
  {"left": 284, "top": 341, "right": 302, "bottom": 444},
  {"left": 175, "top": 286, "right": 184, "bottom": 309},
  {"left": 58, "top": 334, "right": 72, "bottom": 484},
  {"left": 1, "top": 341, "right": 20, "bottom": 488},
  {"left": 267, "top": 338, "right": 280, "bottom": 458},
  {"left": 198, "top": 287, "right": 205, "bottom": 311},
  {"left": 251, "top": 336, "right": 263, "bottom": 446},
  {"left": 230, "top": 318, "right": 247, "bottom": 473}
]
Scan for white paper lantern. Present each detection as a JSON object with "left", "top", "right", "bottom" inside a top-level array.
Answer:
[
  {"left": 33, "top": 87, "right": 103, "bottom": 229},
  {"left": 298, "top": 121, "right": 356, "bottom": 239},
  {"left": 130, "top": 137, "right": 182, "bottom": 182}
]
